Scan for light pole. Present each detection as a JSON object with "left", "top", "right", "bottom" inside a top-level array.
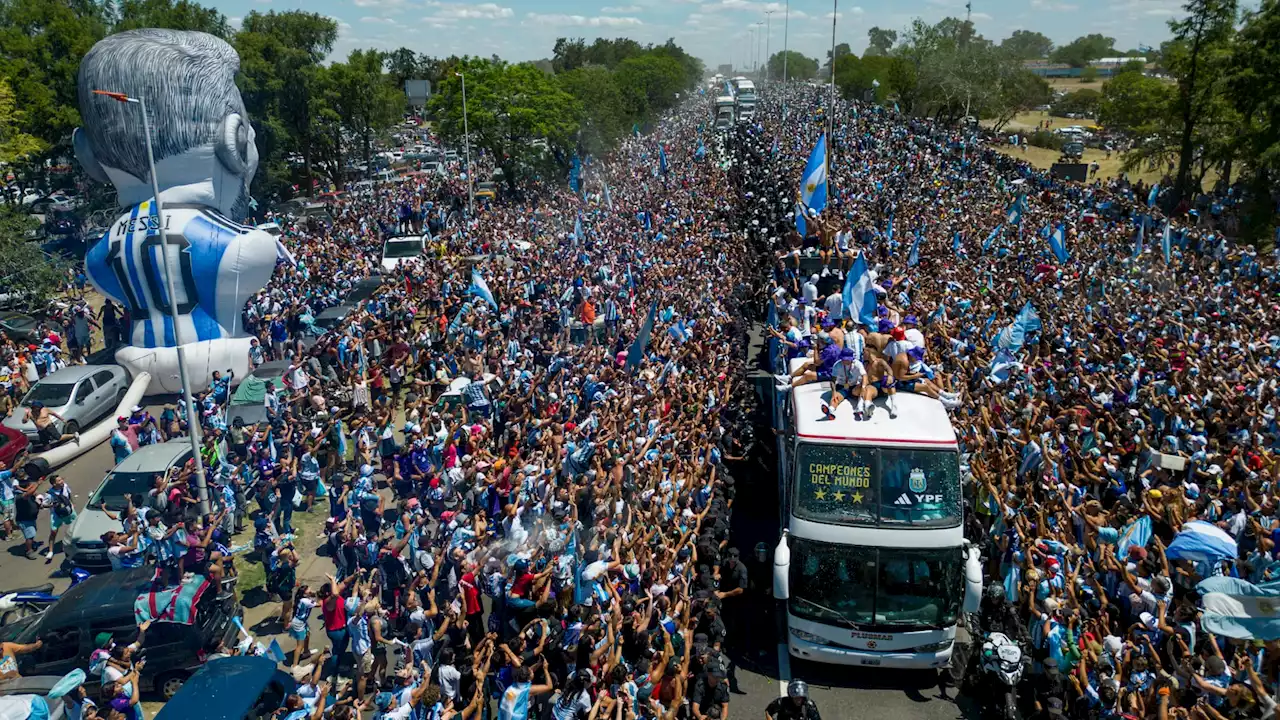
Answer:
[
  {"left": 782, "top": 0, "right": 790, "bottom": 83},
  {"left": 764, "top": 11, "right": 775, "bottom": 82},
  {"left": 747, "top": 27, "right": 756, "bottom": 73},
  {"left": 91, "top": 90, "right": 209, "bottom": 515},
  {"left": 755, "top": 22, "right": 764, "bottom": 76},
  {"left": 456, "top": 71, "right": 473, "bottom": 218}
]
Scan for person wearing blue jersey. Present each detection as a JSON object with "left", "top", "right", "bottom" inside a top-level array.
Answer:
[{"left": 498, "top": 662, "right": 555, "bottom": 720}]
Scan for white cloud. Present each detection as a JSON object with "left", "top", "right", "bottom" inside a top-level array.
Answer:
[
  {"left": 228, "top": 15, "right": 242, "bottom": 27},
  {"left": 526, "top": 13, "right": 643, "bottom": 26},
  {"left": 1029, "top": 0, "right": 1079, "bottom": 10},
  {"left": 1144, "top": 7, "right": 1177, "bottom": 15},
  {"left": 423, "top": 2, "right": 514, "bottom": 21},
  {"left": 601, "top": 4, "right": 642, "bottom": 12},
  {"left": 971, "top": 11, "right": 993, "bottom": 20},
  {"left": 327, "top": 15, "right": 352, "bottom": 30},
  {"left": 361, "top": 15, "right": 394, "bottom": 23},
  {"left": 353, "top": 0, "right": 407, "bottom": 8}
]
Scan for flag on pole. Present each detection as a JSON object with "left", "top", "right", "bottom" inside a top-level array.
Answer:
[
  {"left": 1006, "top": 194, "right": 1025, "bottom": 226},
  {"left": 1147, "top": 183, "right": 1159, "bottom": 207},
  {"left": 659, "top": 146, "right": 669, "bottom": 175},
  {"left": 1047, "top": 223, "right": 1069, "bottom": 263},
  {"left": 573, "top": 215, "right": 584, "bottom": 243},
  {"left": 1161, "top": 220, "right": 1172, "bottom": 264},
  {"left": 952, "top": 231, "right": 962, "bottom": 254},
  {"left": 603, "top": 182, "right": 613, "bottom": 211},
  {"left": 908, "top": 229, "right": 922, "bottom": 267},
  {"left": 468, "top": 269, "right": 498, "bottom": 310},
  {"left": 842, "top": 253, "right": 878, "bottom": 328},
  {"left": 625, "top": 300, "right": 658, "bottom": 373},
  {"left": 995, "top": 301, "right": 1041, "bottom": 352},
  {"left": 799, "top": 134, "right": 828, "bottom": 214}
]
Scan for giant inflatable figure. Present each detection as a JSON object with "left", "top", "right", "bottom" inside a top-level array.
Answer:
[{"left": 74, "top": 29, "right": 276, "bottom": 394}]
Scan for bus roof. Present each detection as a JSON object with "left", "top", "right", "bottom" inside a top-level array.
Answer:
[{"left": 788, "top": 358, "right": 957, "bottom": 447}]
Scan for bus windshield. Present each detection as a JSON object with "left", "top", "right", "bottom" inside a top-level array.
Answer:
[
  {"left": 789, "top": 537, "right": 963, "bottom": 631},
  {"left": 794, "top": 442, "right": 961, "bottom": 527}
]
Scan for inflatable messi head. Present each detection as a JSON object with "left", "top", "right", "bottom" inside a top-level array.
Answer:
[{"left": 74, "top": 29, "right": 277, "bottom": 394}]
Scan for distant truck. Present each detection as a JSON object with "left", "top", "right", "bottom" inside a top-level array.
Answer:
[
  {"left": 735, "top": 80, "right": 757, "bottom": 123},
  {"left": 714, "top": 95, "right": 736, "bottom": 130}
]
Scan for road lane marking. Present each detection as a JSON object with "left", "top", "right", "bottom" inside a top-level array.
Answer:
[{"left": 777, "top": 642, "right": 791, "bottom": 697}]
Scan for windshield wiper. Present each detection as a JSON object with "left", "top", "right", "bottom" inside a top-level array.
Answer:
[{"left": 795, "top": 597, "right": 862, "bottom": 629}]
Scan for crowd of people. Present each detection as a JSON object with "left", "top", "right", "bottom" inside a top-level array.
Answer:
[
  {"left": 3, "top": 77, "right": 1280, "bottom": 720},
  {"left": 741, "top": 86, "right": 1280, "bottom": 720}
]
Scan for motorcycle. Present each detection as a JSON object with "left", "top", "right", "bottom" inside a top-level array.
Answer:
[
  {"left": 0, "top": 568, "right": 92, "bottom": 624},
  {"left": 978, "top": 631, "right": 1027, "bottom": 720}
]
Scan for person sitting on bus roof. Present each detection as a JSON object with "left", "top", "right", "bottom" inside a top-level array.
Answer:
[
  {"left": 822, "top": 348, "right": 872, "bottom": 421},
  {"left": 776, "top": 328, "right": 841, "bottom": 393},
  {"left": 884, "top": 326, "right": 961, "bottom": 408}
]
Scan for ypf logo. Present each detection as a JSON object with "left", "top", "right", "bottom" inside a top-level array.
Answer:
[{"left": 909, "top": 468, "right": 927, "bottom": 493}]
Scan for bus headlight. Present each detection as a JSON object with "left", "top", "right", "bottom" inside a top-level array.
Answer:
[
  {"left": 913, "top": 640, "right": 954, "bottom": 654},
  {"left": 789, "top": 628, "right": 830, "bottom": 646}
]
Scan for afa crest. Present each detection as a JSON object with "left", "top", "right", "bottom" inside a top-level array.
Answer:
[{"left": 909, "top": 468, "right": 927, "bottom": 494}]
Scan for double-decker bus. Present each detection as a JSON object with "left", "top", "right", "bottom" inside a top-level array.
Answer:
[{"left": 771, "top": 356, "right": 982, "bottom": 669}]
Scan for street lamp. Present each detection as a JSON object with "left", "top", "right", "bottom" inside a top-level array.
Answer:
[
  {"left": 783, "top": 0, "right": 791, "bottom": 85},
  {"left": 90, "top": 89, "right": 209, "bottom": 515},
  {"left": 455, "top": 71, "right": 473, "bottom": 218},
  {"left": 755, "top": 22, "right": 764, "bottom": 76},
  {"left": 764, "top": 10, "right": 775, "bottom": 83}
]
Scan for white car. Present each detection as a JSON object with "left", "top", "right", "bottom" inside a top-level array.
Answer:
[{"left": 381, "top": 235, "right": 426, "bottom": 272}]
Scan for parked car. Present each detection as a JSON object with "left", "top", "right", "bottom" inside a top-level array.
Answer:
[
  {"left": 434, "top": 373, "right": 503, "bottom": 414},
  {"left": 0, "top": 675, "right": 67, "bottom": 720},
  {"left": 0, "top": 425, "right": 30, "bottom": 470},
  {"left": 66, "top": 440, "right": 193, "bottom": 572},
  {"left": 155, "top": 657, "right": 298, "bottom": 720},
  {"left": 0, "top": 310, "right": 43, "bottom": 344},
  {"left": 225, "top": 361, "right": 290, "bottom": 428},
  {"left": 0, "top": 567, "right": 241, "bottom": 700},
  {"left": 381, "top": 235, "right": 426, "bottom": 272},
  {"left": 2, "top": 365, "right": 131, "bottom": 447}
]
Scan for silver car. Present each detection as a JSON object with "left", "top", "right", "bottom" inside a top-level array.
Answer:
[
  {"left": 66, "top": 439, "right": 193, "bottom": 571},
  {"left": 2, "top": 365, "right": 130, "bottom": 446}
]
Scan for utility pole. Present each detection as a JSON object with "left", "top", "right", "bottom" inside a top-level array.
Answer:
[
  {"left": 764, "top": 10, "right": 775, "bottom": 82},
  {"left": 782, "top": 0, "right": 790, "bottom": 116},
  {"left": 755, "top": 22, "right": 765, "bottom": 76}
]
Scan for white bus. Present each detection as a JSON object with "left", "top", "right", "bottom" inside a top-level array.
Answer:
[{"left": 772, "top": 356, "right": 981, "bottom": 669}]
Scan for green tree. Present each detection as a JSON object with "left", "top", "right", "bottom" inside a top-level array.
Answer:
[
  {"left": 1098, "top": 71, "right": 1175, "bottom": 134},
  {"left": 614, "top": 54, "right": 687, "bottom": 119},
  {"left": 557, "top": 65, "right": 627, "bottom": 156},
  {"left": 113, "top": 0, "right": 230, "bottom": 37},
  {"left": 1166, "top": 0, "right": 1238, "bottom": 207},
  {"left": 234, "top": 10, "right": 337, "bottom": 199},
  {"left": 1051, "top": 88, "right": 1102, "bottom": 116},
  {"left": 1081, "top": 65, "right": 1099, "bottom": 82},
  {"left": 0, "top": 205, "right": 69, "bottom": 304},
  {"left": 767, "top": 51, "right": 819, "bottom": 81},
  {"left": 866, "top": 27, "right": 897, "bottom": 56},
  {"left": 1051, "top": 34, "right": 1116, "bottom": 67},
  {"left": 1120, "top": 58, "right": 1147, "bottom": 74},
  {"left": 552, "top": 38, "right": 588, "bottom": 73},
  {"left": 0, "top": 75, "right": 45, "bottom": 167},
  {"left": 989, "top": 70, "right": 1053, "bottom": 131},
  {"left": 1000, "top": 30, "right": 1053, "bottom": 59},
  {"left": 386, "top": 47, "right": 420, "bottom": 90},
  {"left": 0, "top": 0, "right": 107, "bottom": 151},
  {"left": 329, "top": 49, "right": 404, "bottom": 176},
  {"left": 429, "top": 59, "right": 581, "bottom": 190},
  {"left": 1224, "top": 0, "right": 1280, "bottom": 242},
  {"left": 825, "top": 42, "right": 852, "bottom": 71}
]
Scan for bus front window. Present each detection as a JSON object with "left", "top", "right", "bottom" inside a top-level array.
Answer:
[{"left": 789, "top": 538, "right": 964, "bottom": 631}]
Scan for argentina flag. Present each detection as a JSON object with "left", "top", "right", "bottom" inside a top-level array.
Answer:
[
  {"left": 1197, "top": 576, "right": 1280, "bottom": 641},
  {"left": 468, "top": 270, "right": 498, "bottom": 310},
  {"left": 799, "top": 134, "right": 828, "bottom": 213},
  {"left": 1047, "top": 223, "right": 1069, "bottom": 263},
  {"left": 1161, "top": 220, "right": 1173, "bottom": 263},
  {"left": 842, "top": 253, "right": 878, "bottom": 328},
  {"left": 908, "top": 229, "right": 922, "bottom": 267},
  {"left": 983, "top": 223, "right": 1002, "bottom": 252}
]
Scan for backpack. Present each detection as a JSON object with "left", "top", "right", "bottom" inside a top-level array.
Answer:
[{"left": 51, "top": 489, "right": 74, "bottom": 518}]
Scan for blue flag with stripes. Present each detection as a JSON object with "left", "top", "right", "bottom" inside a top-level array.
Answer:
[
  {"left": 908, "top": 229, "right": 922, "bottom": 267},
  {"left": 952, "top": 231, "right": 962, "bottom": 253},
  {"left": 659, "top": 146, "right": 669, "bottom": 175},
  {"left": 1147, "top": 183, "right": 1159, "bottom": 207},
  {"left": 1161, "top": 220, "right": 1173, "bottom": 264},
  {"left": 569, "top": 154, "right": 581, "bottom": 194},
  {"left": 983, "top": 224, "right": 1002, "bottom": 252},
  {"left": 625, "top": 300, "right": 658, "bottom": 373},
  {"left": 1048, "top": 223, "right": 1069, "bottom": 263}
]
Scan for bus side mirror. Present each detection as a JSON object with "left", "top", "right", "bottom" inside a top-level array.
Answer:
[
  {"left": 773, "top": 531, "right": 791, "bottom": 600},
  {"left": 962, "top": 545, "right": 982, "bottom": 614}
]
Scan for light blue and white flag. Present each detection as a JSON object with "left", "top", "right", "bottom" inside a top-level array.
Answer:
[
  {"left": 799, "top": 134, "right": 828, "bottom": 213},
  {"left": 983, "top": 224, "right": 1002, "bottom": 252},
  {"left": 1161, "top": 220, "right": 1172, "bottom": 264},
  {"left": 1116, "top": 515, "right": 1153, "bottom": 559},
  {"left": 569, "top": 154, "right": 581, "bottom": 194},
  {"left": 990, "top": 348, "right": 1021, "bottom": 385},
  {"left": 498, "top": 682, "right": 533, "bottom": 720},
  {"left": 1006, "top": 194, "right": 1025, "bottom": 226},
  {"left": 1197, "top": 576, "right": 1280, "bottom": 641},
  {"left": 573, "top": 215, "right": 584, "bottom": 243},
  {"left": 659, "top": 146, "right": 669, "bottom": 175},
  {"left": 1133, "top": 214, "right": 1146, "bottom": 259},
  {"left": 603, "top": 182, "right": 613, "bottom": 211},
  {"left": 908, "top": 229, "right": 922, "bottom": 267},
  {"left": 842, "top": 253, "right": 878, "bottom": 328},
  {"left": 1166, "top": 520, "right": 1238, "bottom": 565},
  {"left": 952, "top": 231, "right": 962, "bottom": 253},
  {"left": 995, "top": 301, "right": 1041, "bottom": 352},
  {"left": 1147, "top": 183, "right": 1159, "bottom": 207},
  {"left": 468, "top": 269, "right": 498, "bottom": 310},
  {"left": 625, "top": 300, "right": 658, "bottom": 373},
  {"left": 1048, "top": 223, "right": 1069, "bottom": 264}
]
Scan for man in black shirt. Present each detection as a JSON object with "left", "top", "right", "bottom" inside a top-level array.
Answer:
[
  {"left": 689, "top": 667, "right": 731, "bottom": 720},
  {"left": 766, "top": 680, "right": 821, "bottom": 720},
  {"left": 14, "top": 477, "right": 43, "bottom": 560}
]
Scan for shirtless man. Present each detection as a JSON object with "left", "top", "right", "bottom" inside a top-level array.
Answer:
[
  {"left": 24, "top": 400, "right": 79, "bottom": 448},
  {"left": 881, "top": 327, "right": 961, "bottom": 408}
]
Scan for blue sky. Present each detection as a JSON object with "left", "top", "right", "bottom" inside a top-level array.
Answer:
[{"left": 212, "top": 0, "right": 1187, "bottom": 67}]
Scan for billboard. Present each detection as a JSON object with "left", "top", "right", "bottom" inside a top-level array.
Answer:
[{"left": 405, "top": 79, "right": 431, "bottom": 106}]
